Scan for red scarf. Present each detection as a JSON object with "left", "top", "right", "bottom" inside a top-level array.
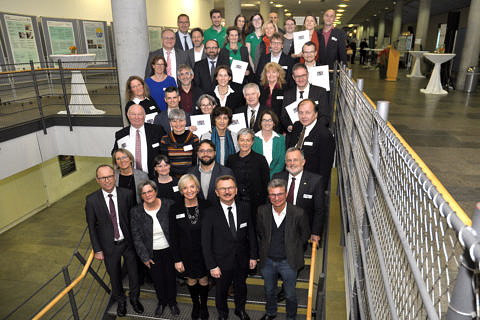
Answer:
[{"left": 263, "top": 35, "right": 271, "bottom": 55}]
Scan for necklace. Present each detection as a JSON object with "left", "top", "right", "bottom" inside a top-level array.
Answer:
[{"left": 186, "top": 205, "right": 200, "bottom": 224}]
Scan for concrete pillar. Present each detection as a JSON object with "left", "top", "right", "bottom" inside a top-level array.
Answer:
[
  {"left": 369, "top": 20, "right": 376, "bottom": 37},
  {"left": 278, "top": 8, "right": 285, "bottom": 28},
  {"left": 260, "top": 2, "right": 270, "bottom": 21},
  {"left": 365, "top": 24, "right": 370, "bottom": 41},
  {"left": 391, "top": 0, "right": 403, "bottom": 45},
  {"left": 414, "top": 0, "right": 431, "bottom": 50},
  {"left": 377, "top": 15, "right": 385, "bottom": 48},
  {"left": 111, "top": 0, "right": 149, "bottom": 125},
  {"left": 357, "top": 25, "right": 364, "bottom": 42},
  {"left": 456, "top": 0, "right": 480, "bottom": 90},
  {"left": 224, "top": 0, "right": 241, "bottom": 27}
]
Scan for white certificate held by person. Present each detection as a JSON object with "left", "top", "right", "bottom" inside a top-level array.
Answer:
[
  {"left": 190, "top": 114, "right": 212, "bottom": 137},
  {"left": 231, "top": 59, "right": 248, "bottom": 84},
  {"left": 228, "top": 113, "right": 247, "bottom": 133},
  {"left": 293, "top": 30, "right": 310, "bottom": 54},
  {"left": 285, "top": 100, "right": 300, "bottom": 123},
  {"left": 308, "top": 65, "right": 330, "bottom": 91}
]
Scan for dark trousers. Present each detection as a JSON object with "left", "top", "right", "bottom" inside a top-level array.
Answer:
[
  {"left": 215, "top": 262, "right": 248, "bottom": 318},
  {"left": 103, "top": 240, "right": 139, "bottom": 303},
  {"left": 150, "top": 248, "right": 177, "bottom": 306},
  {"left": 360, "top": 52, "right": 367, "bottom": 64},
  {"left": 261, "top": 258, "right": 298, "bottom": 319}
]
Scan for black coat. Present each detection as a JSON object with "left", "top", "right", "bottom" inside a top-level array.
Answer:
[
  {"left": 256, "top": 203, "right": 310, "bottom": 271},
  {"left": 316, "top": 28, "right": 347, "bottom": 69},
  {"left": 259, "top": 86, "right": 286, "bottom": 131},
  {"left": 130, "top": 198, "right": 175, "bottom": 263},
  {"left": 112, "top": 123, "right": 166, "bottom": 179},
  {"left": 193, "top": 58, "right": 217, "bottom": 94},
  {"left": 209, "top": 83, "right": 245, "bottom": 110},
  {"left": 285, "top": 120, "right": 335, "bottom": 190},
  {"left": 273, "top": 170, "right": 326, "bottom": 235},
  {"left": 201, "top": 200, "right": 258, "bottom": 271},
  {"left": 187, "top": 162, "right": 234, "bottom": 201}
]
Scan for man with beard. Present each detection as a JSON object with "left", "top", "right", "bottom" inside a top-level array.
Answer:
[
  {"left": 188, "top": 140, "right": 234, "bottom": 202},
  {"left": 194, "top": 39, "right": 220, "bottom": 94}
]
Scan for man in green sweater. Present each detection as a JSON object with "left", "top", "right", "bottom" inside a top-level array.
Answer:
[{"left": 204, "top": 9, "right": 226, "bottom": 48}]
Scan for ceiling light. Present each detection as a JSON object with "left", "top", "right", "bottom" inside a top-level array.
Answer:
[
  {"left": 385, "top": 7, "right": 389, "bottom": 10},
  {"left": 373, "top": 14, "right": 377, "bottom": 16},
  {"left": 336, "top": 13, "right": 343, "bottom": 16},
  {"left": 275, "top": 4, "right": 283, "bottom": 7},
  {"left": 241, "top": 3, "right": 256, "bottom": 7},
  {"left": 348, "top": 24, "right": 354, "bottom": 27},
  {"left": 270, "top": 1, "right": 274, "bottom": 4},
  {"left": 285, "top": 12, "right": 292, "bottom": 16},
  {"left": 337, "top": 9, "right": 345, "bottom": 12},
  {"left": 338, "top": 4, "right": 348, "bottom": 7}
]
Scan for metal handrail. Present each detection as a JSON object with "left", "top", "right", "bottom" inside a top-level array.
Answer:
[
  {"left": 31, "top": 250, "right": 95, "bottom": 320},
  {"left": 306, "top": 241, "right": 318, "bottom": 320}
]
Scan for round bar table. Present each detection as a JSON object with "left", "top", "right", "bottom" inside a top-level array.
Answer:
[
  {"left": 406, "top": 50, "right": 428, "bottom": 78},
  {"left": 420, "top": 53, "right": 455, "bottom": 95}
]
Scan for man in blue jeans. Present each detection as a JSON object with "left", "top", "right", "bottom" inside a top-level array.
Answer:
[{"left": 256, "top": 179, "right": 310, "bottom": 319}]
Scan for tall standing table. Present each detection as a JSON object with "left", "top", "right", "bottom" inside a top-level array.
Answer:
[
  {"left": 420, "top": 53, "right": 456, "bottom": 95},
  {"left": 406, "top": 50, "right": 428, "bottom": 78}
]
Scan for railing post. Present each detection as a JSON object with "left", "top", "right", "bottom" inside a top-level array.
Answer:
[
  {"left": 447, "top": 203, "right": 480, "bottom": 320},
  {"left": 356, "top": 79, "right": 364, "bottom": 92},
  {"left": 62, "top": 266, "right": 80, "bottom": 320},
  {"left": 30, "top": 60, "right": 47, "bottom": 134},
  {"left": 58, "top": 59, "right": 73, "bottom": 131}
]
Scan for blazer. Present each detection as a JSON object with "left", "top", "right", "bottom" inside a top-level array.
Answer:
[
  {"left": 168, "top": 198, "right": 211, "bottom": 264},
  {"left": 144, "top": 48, "right": 188, "bottom": 79},
  {"left": 256, "top": 203, "right": 310, "bottom": 271},
  {"left": 255, "top": 52, "right": 295, "bottom": 88},
  {"left": 259, "top": 86, "right": 286, "bottom": 127},
  {"left": 316, "top": 28, "right": 347, "bottom": 69},
  {"left": 152, "top": 108, "right": 192, "bottom": 134},
  {"left": 114, "top": 169, "right": 149, "bottom": 204},
  {"left": 85, "top": 187, "right": 136, "bottom": 256},
  {"left": 252, "top": 133, "right": 286, "bottom": 178},
  {"left": 187, "top": 162, "right": 234, "bottom": 201},
  {"left": 273, "top": 170, "right": 326, "bottom": 235},
  {"left": 175, "top": 31, "right": 191, "bottom": 51},
  {"left": 112, "top": 123, "right": 166, "bottom": 179},
  {"left": 130, "top": 198, "right": 175, "bottom": 263},
  {"left": 285, "top": 120, "right": 335, "bottom": 190},
  {"left": 201, "top": 200, "right": 258, "bottom": 271},
  {"left": 280, "top": 84, "right": 330, "bottom": 130},
  {"left": 193, "top": 58, "right": 217, "bottom": 94},
  {"left": 234, "top": 104, "right": 268, "bottom": 133},
  {"left": 186, "top": 47, "right": 207, "bottom": 69},
  {"left": 209, "top": 83, "right": 245, "bottom": 110}
]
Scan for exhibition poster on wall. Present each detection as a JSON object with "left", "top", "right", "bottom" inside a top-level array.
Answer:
[
  {"left": 47, "top": 20, "right": 76, "bottom": 55},
  {"left": 4, "top": 14, "right": 40, "bottom": 69},
  {"left": 148, "top": 26, "right": 163, "bottom": 51},
  {"left": 82, "top": 21, "right": 107, "bottom": 62}
]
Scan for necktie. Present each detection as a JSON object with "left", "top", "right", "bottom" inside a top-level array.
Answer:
[
  {"left": 108, "top": 194, "right": 120, "bottom": 239},
  {"left": 135, "top": 129, "right": 142, "bottom": 170},
  {"left": 299, "top": 90, "right": 304, "bottom": 99},
  {"left": 166, "top": 51, "right": 172, "bottom": 76},
  {"left": 210, "top": 60, "right": 215, "bottom": 80},
  {"left": 227, "top": 206, "right": 236, "bottom": 238},
  {"left": 286, "top": 177, "right": 296, "bottom": 204},
  {"left": 184, "top": 35, "right": 190, "bottom": 50},
  {"left": 296, "top": 126, "right": 306, "bottom": 148},
  {"left": 249, "top": 110, "right": 256, "bottom": 129}
]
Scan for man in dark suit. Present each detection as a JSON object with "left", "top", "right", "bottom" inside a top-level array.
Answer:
[
  {"left": 175, "top": 14, "right": 192, "bottom": 52},
  {"left": 285, "top": 99, "right": 334, "bottom": 190},
  {"left": 186, "top": 28, "right": 207, "bottom": 68},
  {"left": 280, "top": 63, "right": 330, "bottom": 131},
  {"left": 153, "top": 86, "right": 191, "bottom": 133},
  {"left": 273, "top": 147, "right": 326, "bottom": 241},
  {"left": 317, "top": 9, "right": 347, "bottom": 69},
  {"left": 187, "top": 140, "right": 234, "bottom": 201},
  {"left": 234, "top": 83, "right": 267, "bottom": 133},
  {"left": 85, "top": 165, "right": 144, "bottom": 316},
  {"left": 255, "top": 33, "right": 294, "bottom": 86},
  {"left": 144, "top": 28, "right": 188, "bottom": 80},
  {"left": 256, "top": 178, "right": 310, "bottom": 320},
  {"left": 202, "top": 175, "right": 258, "bottom": 320},
  {"left": 112, "top": 104, "right": 165, "bottom": 179},
  {"left": 193, "top": 39, "right": 220, "bottom": 94}
]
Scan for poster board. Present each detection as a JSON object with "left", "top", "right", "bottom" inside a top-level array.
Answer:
[
  {"left": 148, "top": 26, "right": 163, "bottom": 51},
  {"left": 0, "top": 12, "right": 45, "bottom": 70},
  {"left": 40, "top": 17, "right": 81, "bottom": 57},
  {"left": 78, "top": 19, "right": 111, "bottom": 65}
]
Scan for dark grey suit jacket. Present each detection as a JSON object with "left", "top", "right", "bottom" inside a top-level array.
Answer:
[
  {"left": 186, "top": 47, "right": 207, "bottom": 69},
  {"left": 144, "top": 48, "right": 188, "bottom": 79},
  {"left": 187, "top": 162, "right": 234, "bottom": 201},
  {"left": 256, "top": 203, "right": 310, "bottom": 270},
  {"left": 175, "top": 31, "right": 191, "bottom": 51},
  {"left": 273, "top": 170, "right": 325, "bottom": 235},
  {"left": 114, "top": 169, "right": 149, "bottom": 204}
]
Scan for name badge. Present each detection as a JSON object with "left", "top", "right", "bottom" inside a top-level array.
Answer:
[
  {"left": 149, "top": 106, "right": 156, "bottom": 110},
  {"left": 184, "top": 144, "right": 193, "bottom": 151},
  {"left": 173, "top": 186, "right": 179, "bottom": 192},
  {"left": 315, "top": 100, "right": 319, "bottom": 104},
  {"left": 152, "top": 142, "right": 159, "bottom": 148},
  {"left": 303, "top": 194, "right": 313, "bottom": 199},
  {"left": 240, "top": 222, "right": 247, "bottom": 229},
  {"left": 332, "top": 36, "right": 338, "bottom": 42},
  {"left": 304, "top": 141, "right": 313, "bottom": 146},
  {"left": 277, "top": 96, "right": 284, "bottom": 100},
  {"left": 281, "top": 65, "right": 288, "bottom": 69},
  {"left": 176, "top": 214, "right": 185, "bottom": 219}
]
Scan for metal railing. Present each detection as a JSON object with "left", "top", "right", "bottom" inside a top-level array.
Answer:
[{"left": 334, "top": 63, "right": 480, "bottom": 319}]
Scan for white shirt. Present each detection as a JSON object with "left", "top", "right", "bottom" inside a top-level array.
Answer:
[
  {"left": 220, "top": 201, "right": 237, "bottom": 229},
  {"left": 163, "top": 48, "right": 177, "bottom": 80},
  {"left": 272, "top": 204, "right": 287, "bottom": 227},
  {"left": 207, "top": 57, "right": 218, "bottom": 75},
  {"left": 287, "top": 170, "right": 303, "bottom": 205},
  {"left": 296, "top": 83, "right": 310, "bottom": 100},
  {"left": 101, "top": 188, "right": 125, "bottom": 241},
  {"left": 271, "top": 52, "right": 281, "bottom": 64},
  {"left": 144, "top": 208, "right": 169, "bottom": 250},
  {"left": 178, "top": 31, "right": 193, "bottom": 51},
  {"left": 128, "top": 125, "right": 148, "bottom": 174},
  {"left": 304, "top": 118, "right": 317, "bottom": 139},
  {"left": 255, "top": 130, "right": 279, "bottom": 165},
  {"left": 194, "top": 46, "right": 204, "bottom": 62},
  {"left": 247, "top": 103, "right": 260, "bottom": 126},
  {"left": 214, "top": 85, "right": 234, "bottom": 107}
]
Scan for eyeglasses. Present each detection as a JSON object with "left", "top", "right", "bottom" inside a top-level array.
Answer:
[
  {"left": 141, "top": 189, "right": 155, "bottom": 196},
  {"left": 217, "top": 186, "right": 236, "bottom": 192},
  {"left": 271, "top": 41, "right": 283, "bottom": 45},
  {"left": 302, "top": 50, "right": 316, "bottom": 54},
  {"left": 97, "top": 175, "right": 114, "bottom": 182},
  {"left": 206, "top": 46, "right": 218, "bottom": 50},
  {"left": 261, "top": 118, "right": 273, "bottom": 123},
  {"left": 155, "top": 163, "right": 169, "bottom": 168},
  {"left": 154, "top": 63, "right": 165, "bottom": 67},
  {"left": 115, "top": 155, "right": 129, "bottom": 161},
  {"left": 198, "top": 149, "right": 214, "bottom": 154},
  {"left": 201, "top": 103, "right": 213, "bottom": 108},
  {"left": 268, "top": 192, "right": 286, "bottom": 198},
  {"left": 293, "top": 73, "right": 308, "bottom": 78}
]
